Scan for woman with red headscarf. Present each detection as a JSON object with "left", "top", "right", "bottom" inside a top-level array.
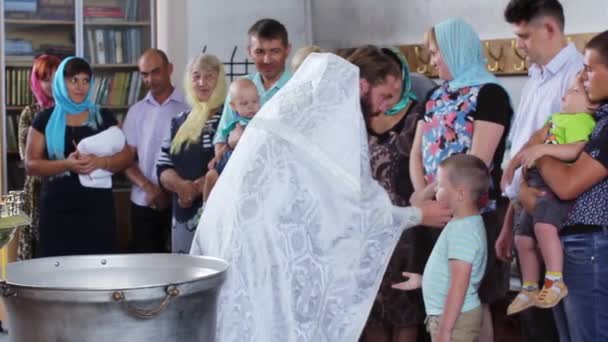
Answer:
[{"left": 17, "top": 54, "right": 60, "bottom": 260}]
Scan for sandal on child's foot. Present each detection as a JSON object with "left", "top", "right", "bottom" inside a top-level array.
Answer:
[
  {"left": 507, "top": 288, "right": 538, "bottom": 315},
  {"left": 536, "top": 280, "right": 568, "bottom": 309}
]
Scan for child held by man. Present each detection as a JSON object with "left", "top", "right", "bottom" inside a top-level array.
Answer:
[
  {"left": 501, "top": 77, "right": 596, "bottom": 314},
  {"left": 203, "top": 78, "right": 260, "bottom": 201}
]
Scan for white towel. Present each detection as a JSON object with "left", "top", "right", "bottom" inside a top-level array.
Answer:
[{"left": 77, "top": 126, "right": 126, "bottom": 189}]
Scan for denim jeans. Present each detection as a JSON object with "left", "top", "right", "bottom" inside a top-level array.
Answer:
[{"left": 560, "top": 229, "right": 608, "bottom": 342}]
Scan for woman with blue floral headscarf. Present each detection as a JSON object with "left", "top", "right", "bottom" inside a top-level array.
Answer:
[
  {"left": 25, "top": 57, "right": 133, "bottom": 257},
  {"left": 408, "top": 18, "right": 513, "bottom": 341},
  {"left": 362, "top": 46, "right": 450, "bottom": 342}
]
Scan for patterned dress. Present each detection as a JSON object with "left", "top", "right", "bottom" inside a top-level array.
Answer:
[
  {"left": 366, "top": 102, "right": 440, "bottom": 328},
  {"left": 17, "top": 103, "right": 43, "bottom": 260}
]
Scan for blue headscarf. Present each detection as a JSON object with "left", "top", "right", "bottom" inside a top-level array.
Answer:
[
  {"left": 45, "top": 56, "right": 100, "bottom": 160},
  {"left": 383, "top": 46, "right": 417, "bottom": 116},
  {"left": 434, "top": 18, "right": 499, "bottom": 91}
]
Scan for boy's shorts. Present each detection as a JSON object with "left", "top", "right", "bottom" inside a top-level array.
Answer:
[
  {"left": 426, "top": 306, "right": 482, "bottom": 342},
  {"left": 514, "top": 168, "right": 573, "bottom": 238}
]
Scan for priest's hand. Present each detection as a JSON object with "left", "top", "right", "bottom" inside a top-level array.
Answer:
[
  {"left": 418, "top": 200, "right": 452, "bottom": 228},
  {"left": 392, "top": 272, "right": 422, "bottom": 291},
  {"left": 410, "top": 181, "right": 437, "bottom": 206}
]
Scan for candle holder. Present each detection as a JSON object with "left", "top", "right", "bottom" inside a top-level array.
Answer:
[{"left": 0, "top": 191, "right": 30, "bottom": 249}]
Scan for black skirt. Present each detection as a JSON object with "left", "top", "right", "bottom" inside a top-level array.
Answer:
[{"left": 38, "top": 175, "right": 117, "bottom": 257}]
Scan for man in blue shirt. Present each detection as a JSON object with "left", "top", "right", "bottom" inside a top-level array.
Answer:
[{"left": 213, "top": 18, "right": 292, "bottom": 158}]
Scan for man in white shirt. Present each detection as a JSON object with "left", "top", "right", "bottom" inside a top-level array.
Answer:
[
  {"left": 122, "top": 49, "right": 190, "bottom": 253},
  {"left": 496, "top": 1, "right": 582, "bottom": 341}
]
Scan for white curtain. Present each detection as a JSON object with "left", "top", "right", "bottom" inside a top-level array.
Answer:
[{"left": 191, "top": 53, "right": 422, "bottom": 342}]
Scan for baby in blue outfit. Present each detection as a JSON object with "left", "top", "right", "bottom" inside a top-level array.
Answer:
[{"left": 203, "top": 78, "right": 260, "bottom": 201}]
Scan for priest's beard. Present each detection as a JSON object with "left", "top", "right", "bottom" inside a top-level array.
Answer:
[{"left": 360, "top": 94, "right": 380, "bottom": 124}]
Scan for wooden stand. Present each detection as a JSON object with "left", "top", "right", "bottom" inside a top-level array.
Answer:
[{"left": 0, "top": 230, "right": 19, "bottom": 326}]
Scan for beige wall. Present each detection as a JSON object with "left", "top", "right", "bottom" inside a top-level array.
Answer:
[{"left": 156, "top": 0, "right": 190, "bottom": 88}]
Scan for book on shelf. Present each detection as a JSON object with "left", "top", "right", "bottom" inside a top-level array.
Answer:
[
  {"left": 126, "top": 0, "right": 139, "bottom": 21},
  {"left": 84, "top": 5, "right": 124, "bottom": 21},
  {"left": 86, "top": 29, "right": 96, "bottom": 63},
  {"left": 93, "top": 29, "right": 106, "bottom": 64},
  {"left": 37, "top": 0, "right": 74, "bottom": 20},
  {"left": 6, "top": 55, "right": 36, "bottom": 63},
  {"left": 6, "top": 39, "right": 34, "bottom": 56},
  {"left": 6, "top": 114, "right": 19, "bottom": 154},
  {"left": 114, "top": 31, "right": 124, "bottom": 64},
  {"left": 5, "top": 68, "right": 34, "bottom": 107},
  {"left": 6, "top": 27, "right": 75, "bottom": 62},
  {"left": 83, "top": 0, "right": 142, "bottom": 21},
  {"left": 84, "top": 6, "right": 124, "bottom": 16},
  {"left": 85, "top": 27, "right": 142, "bottom": 64},
  {"left": 38, "top": 45, "right": 75, "bottom": 59},
  {"left": 91, "top": 71, "right": 143, "bottom": 107},
  {"left": 4, "top": 0, "right": 37, "bottom": 13},
  {"left": 127, "top": 68, "right": 141, "bottom": 104}
]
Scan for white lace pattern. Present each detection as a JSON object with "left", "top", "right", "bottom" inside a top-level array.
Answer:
[{"left": 191, "top": 53, "right": 422, "bottom": 342}]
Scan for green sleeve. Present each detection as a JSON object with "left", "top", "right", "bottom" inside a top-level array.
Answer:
[{"left": 564, "top": 114, "right": 596, "bottom": 144}]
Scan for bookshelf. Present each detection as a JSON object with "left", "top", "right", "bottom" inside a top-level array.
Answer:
[{"left": 1, "top": 0, "right": 156, "bottom": 192}]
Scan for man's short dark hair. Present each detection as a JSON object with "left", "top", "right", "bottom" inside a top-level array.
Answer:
[
  {"left": 587, "top": 30, "right": 608, "bottom": 67},
  {"left": 347, "top": 45, "right": 401, "bottom": 86},
  {"left": 248, "top": 18, "right": 289, "bottom": 46},
  {"left": 504, "top": 0, "right": 565, "bottom": 31}
]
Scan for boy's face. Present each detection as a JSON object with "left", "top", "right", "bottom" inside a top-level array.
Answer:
[
  {"left": 435, "top": 167, "right": 459, "bottom": 210},
  {"left": 561, "top": 77, "right": 594, "bottom": 114},
  {"left": 231, "top": 85, "right": 260, "bottom": 118}
]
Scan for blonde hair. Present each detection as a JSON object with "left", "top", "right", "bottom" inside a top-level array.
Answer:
[
  {"left": 291, "top": 45, "right": 323, "bottom": 71},
  {"left": 229, "top": 78, "right": 257, "bottom": 100},
  {"left": 423, "top": 27, "right": 437, "bottom": 49},
  {"left": 170, "top": 53, "right": 227, "bottom": 154},
  {"left": 439, "top": 154, "right": 489, "bottom": 202}
]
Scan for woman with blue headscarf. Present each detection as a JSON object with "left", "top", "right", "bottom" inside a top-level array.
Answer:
[
  {"left": 408, "top": 19, "right": 513, "bottom": 341},
  {"left": 362, "top": 46, "right": 449, "bottom": 342},
  {"left": 25, "top": 57, "right": 133, "bottom": 257}
]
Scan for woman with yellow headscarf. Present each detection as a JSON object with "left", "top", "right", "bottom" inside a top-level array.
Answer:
[{"left": 157, "top": 53, "right": 227, "bottom": 253}]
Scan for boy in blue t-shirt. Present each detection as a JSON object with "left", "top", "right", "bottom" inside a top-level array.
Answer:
[{"left": 393, "top": 154, "right": 488, "bottom": 342}]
